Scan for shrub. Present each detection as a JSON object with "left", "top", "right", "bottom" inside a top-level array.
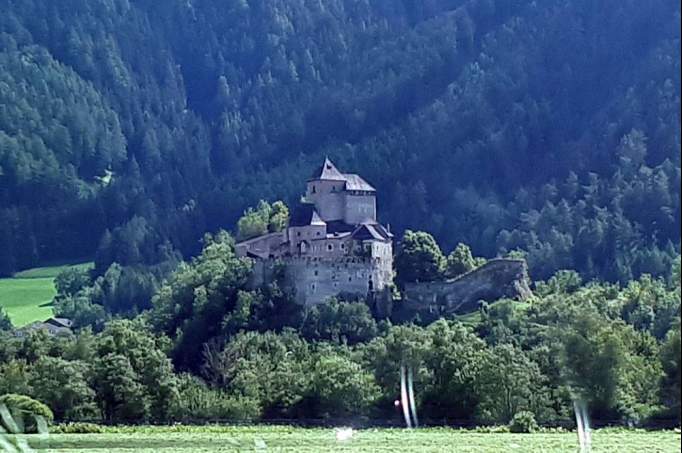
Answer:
[
  {"left": 0, "top": 394, "right": 54, "bottom": 433},
  {"left": 52, "top": 422, "right": 105, "bottom": 434},
  {"left": 472, "top": 425, "right": 511, "bottom": 433},
  {"left": 173, "top": 375, "right": 261, "bottom": 422},
  {"left": 509, "top": 411, "right": 539, "bottom": 433}
]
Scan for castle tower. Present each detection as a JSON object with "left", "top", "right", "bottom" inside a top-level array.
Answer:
[
  {"left": 305, "top": 158, "right": 347, "bottom": 222},
  {"left": 306, "top": 157, "right": 377, "bottom": 225}
]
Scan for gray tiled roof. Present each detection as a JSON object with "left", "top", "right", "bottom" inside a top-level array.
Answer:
[
  {"left": 310, "top": 158, "right": 376, "bottom": 192},
  {"left": 342, "top": 174, "right": 376, "bottom": 192},
  {"left": 290, "top": 203, "right": 326, "bottom": 227},
  {"left": 310, "top": 158, "right": 346, "bottom": 181},
  {"left": 352, "top": 223, "right": 392, "bottom": 242}
]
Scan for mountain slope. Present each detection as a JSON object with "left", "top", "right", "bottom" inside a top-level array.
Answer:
[{"left": 0, "top": 0, "right": 679, "bottom": 281}]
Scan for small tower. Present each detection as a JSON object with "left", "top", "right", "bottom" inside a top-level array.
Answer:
[
  {"left": 306, "top": 158, "right": 348, "bottom": 222},
  {"left": 306, "top": 158, "right": 377, "bottom": 225}
]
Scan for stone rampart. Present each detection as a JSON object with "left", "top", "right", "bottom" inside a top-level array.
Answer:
[{"left": 403, "top": 259, "right": 533, "bottom": 315}]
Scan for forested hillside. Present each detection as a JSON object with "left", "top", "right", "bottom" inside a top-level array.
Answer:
[{"left": 0, "top": 0, "right": 679, "bottom": 282}]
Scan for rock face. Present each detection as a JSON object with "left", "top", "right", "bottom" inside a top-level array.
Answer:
[{"left": 402, "top": 259, "right": 533, "bottom": 315}]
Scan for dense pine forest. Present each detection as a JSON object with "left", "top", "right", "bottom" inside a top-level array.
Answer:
[{"left": 0, "top": 0, "right": 679, "bottom": 283}]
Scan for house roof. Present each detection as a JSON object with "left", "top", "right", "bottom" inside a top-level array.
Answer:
[
  {"left": 46, "top": 318, "right": 73, "bottom": 328},
  {"left": 309, "top": 158, "right": 376, "bottom": 192},
  {"left": 352, "top": 223, "right": 393, "bottom": 242},
  {"left": 290, "top": 203, "right": 326, "bottom": 227},
  {"left": 326, "top": 220, "right": 356, "bottom": 235}
]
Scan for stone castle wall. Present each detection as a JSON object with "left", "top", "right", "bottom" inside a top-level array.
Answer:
[
  {"left": 344, "top": 194, "right": 377, "bottom": 225},
  {"left": 306, "top": 180, "right": 345, "bottom": 221},
  {"left": 402, "top": 259, "right": 533, "bottom": 315},
  {"left": 253, "top": 255, "right": 393, "bottom": 307}
]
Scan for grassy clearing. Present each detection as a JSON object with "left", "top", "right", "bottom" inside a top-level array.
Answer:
[
  {"left": 0, "top": 278, "right": 56, "bottom": 327},
  {"left": 13, "top": 261, "right": 94, "bottom": 279},
  {"left": 0, "top": 262, "right": 93, "bottom": 327},
  {"left": 13, "top": 426, "right": 682, "bottom": 453}
]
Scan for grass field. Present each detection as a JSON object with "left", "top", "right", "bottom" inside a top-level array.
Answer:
[
  {"left": 11, "top": 426, "right": 682, "bottom": 453},
  {"left": 0, "top": 262, "right": 93, "bottom": 327}
]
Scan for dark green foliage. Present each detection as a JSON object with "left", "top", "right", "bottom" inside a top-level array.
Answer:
[
  {"left": 0, "top": 307, "right": 12, "bottom": 331},
  {"left": 301, "top": 299, "right": 378, "bottom": 344},
  {"left": 660, "top": 320, "right": 681, "bottom": 422},
  {"left": 0, "top": 360, "right": 31, "bottom": 396},
  {"left": 202, "top": 330, "right": 312, "bottom": 419},
  {"left": 419, "top": 320, "right": 489, "bottom": 421},
  {"left": 52, "top": 422, "right": 105, "bottom": 434},
  {"left": 0, "top": 393, "right": 54, "bottom": 433},
  {"left": 92, "top": 353, "right": 150, "bottom": 423},
  {"left": 446, "top": 243, "right": 484, "bottom": 279},
  {"left": 476, "top": 344, "right": 549, "bottom": 424},
  {"left": 310, "top": 352, "right": 380, "bottom": 417},
  {"left": 0, "top": 259, "right": 680, "bottom": 426},
  {"left": 150, "top": 231, "right": 254, "bottom": 370},
  {"left": 29, "top": 356, "right": 96, "bottom": 421},
  {"left": 509, "top": 411, "right": 539, "bottom": 433},
  {"left": 173, "top": 374, "right": 260, "bottom": 422},
  {"left": 55, "top": 268, "right": 92, "bottom": 297},
  {"left": 93, "top": 319, "right": 179, "bottom": 423},
  {"left": 0, "top": 0, "right": 676, "bottom": 286},
  {"left": 237, "top": 200, "right": 289, "bottom": 242},
  {"left": 395, "top": 230, "right": 446, "bottom": 285}
]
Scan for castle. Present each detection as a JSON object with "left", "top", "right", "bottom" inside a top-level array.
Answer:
[{"left": 236, "top": 158, "right": 394, "bottom": 306}]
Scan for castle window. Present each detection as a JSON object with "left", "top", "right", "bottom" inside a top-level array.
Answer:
[
  {"left": 349, "top": 277, "right": 352, "bottom": 282},
  {"left": 327, "top": 244, "right": 333, "bottom": 251},
  {"left": 317, "top": 231, "right": 322, "bottom": 236},
  {"left": 297, "top": 232, "right": 301, "bottom": 237},
  {"left": 312, "top": 185, "right": 317, "bottom": 194},
  {"left": 314, "top": 270, "right": 319, "bottom": 276}
]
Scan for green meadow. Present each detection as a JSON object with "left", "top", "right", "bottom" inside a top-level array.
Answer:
[
  {"left": 11, "top": 426, "right": 682, "bottom": 453},
  {"left": 0, "top": 262, "right": 93, "bottom": 327}
]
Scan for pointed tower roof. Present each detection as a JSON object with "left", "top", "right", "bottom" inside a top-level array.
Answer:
[
  {"left": 310, "top": 157, "right": 346, "bottom": 181},
  {"left": 290, "top": 203, "right": 327, "bottom": 227}
]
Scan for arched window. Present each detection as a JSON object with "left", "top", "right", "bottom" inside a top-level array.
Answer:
[{"left": 312, "top": 185, "right": 317, "bottom": 194}]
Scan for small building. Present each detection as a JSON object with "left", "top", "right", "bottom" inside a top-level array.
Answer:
[
  {"left": 237, "top": 158, "right": 393, "bottom": 306},
  {"left": 16, "top": 317, "right": 73, "bottom": 337}
]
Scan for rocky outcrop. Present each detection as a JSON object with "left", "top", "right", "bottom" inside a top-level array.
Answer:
[{"left": 402, "top": 259, "right": 533, "bottom": 316}]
